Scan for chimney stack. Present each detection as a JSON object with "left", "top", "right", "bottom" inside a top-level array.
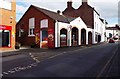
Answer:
[
  {"left": 82, "top": 0, "right": 88, "bottom": 5},
  {"left": 67, "top": 0, "right": 73, "bottom": 8}
]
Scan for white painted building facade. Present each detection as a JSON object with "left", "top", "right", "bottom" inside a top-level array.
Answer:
[
  {"left": 55, "top": 16, "right": 106, "bottom": 48},
  {"left": 93, "top": 10, "right": 107, "bottom": 44}
]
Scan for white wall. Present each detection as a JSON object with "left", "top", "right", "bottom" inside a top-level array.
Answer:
[
  {"left": 70, "top": 17, "right": 93, "bottom": 45},
  {"left": 55, "top": 21, "right": 69, "bottom": 48},
  {"left": 93, "top": 11, "right": 108, "bottom": 43},
  {"left": 106, "top": 29, "right": 119, "bottom": 38},
  {"left": 99, "top": 19, "right": 106, "bottom": 42},
  {"left": 55, "top": 16, "right": 98, "bottom": 48}
]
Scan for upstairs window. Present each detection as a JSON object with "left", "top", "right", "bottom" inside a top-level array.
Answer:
[
  {"left": 29, "top": 18, "right": 35, "bottom": 36},
  {"left": 41, "top": 19, "right": 48, "bottom": 28}
]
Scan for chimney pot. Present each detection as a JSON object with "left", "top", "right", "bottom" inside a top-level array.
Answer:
[
  {"left": 82, "top": 0, "right": 88, "bottom": 5},
  {"left": 67, "top": 0, "right": 73, "bottom": 8}
]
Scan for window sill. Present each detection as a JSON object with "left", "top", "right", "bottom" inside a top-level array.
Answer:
[{"left": 28, "top": 35, "right": 35, "bottom": 37}]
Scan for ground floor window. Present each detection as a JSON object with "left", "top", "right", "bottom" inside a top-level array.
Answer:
[{"left": 0, "top": 30, "right": 11, "bottom": 47}]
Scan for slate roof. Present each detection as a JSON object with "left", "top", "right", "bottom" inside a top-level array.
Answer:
[{"left": 32, "top": 5, "right": 69, "bottom": 23}]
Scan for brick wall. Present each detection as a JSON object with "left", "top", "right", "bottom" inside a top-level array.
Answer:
[{"left": 16, "top": 6, "right": 55, "bottom": 48}]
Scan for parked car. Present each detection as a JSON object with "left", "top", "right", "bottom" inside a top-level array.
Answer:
[{"left": 108, "top": 38, "right": 115, "bottom": 43}]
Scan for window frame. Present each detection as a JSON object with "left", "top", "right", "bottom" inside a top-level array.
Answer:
[{"left": 28, "top": 18, "right": 35, "bottom": 37}]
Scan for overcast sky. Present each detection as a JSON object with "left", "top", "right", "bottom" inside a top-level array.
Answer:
[{"left": 16, "top": 0, "right": 119, "bottom": 26}]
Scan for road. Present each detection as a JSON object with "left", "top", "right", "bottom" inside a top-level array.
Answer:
[{"left": 1, "top": 42, "right": 120, "bottom": 77}]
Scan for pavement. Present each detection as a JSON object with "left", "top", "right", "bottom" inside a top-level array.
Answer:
[{"left": 0, "top": 42, "right": 107, "bottom": 58}]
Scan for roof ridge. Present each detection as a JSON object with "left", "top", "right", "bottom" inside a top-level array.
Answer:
[{"left": 31, "top": 5, "right": 69, "bottom": 23}]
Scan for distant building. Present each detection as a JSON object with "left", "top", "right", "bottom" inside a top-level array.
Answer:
[
  {"left": 0, "top": 0, "right": 16, "bottom": 51},
  {"left": 106, "top": 25, "right": 120, "bottom": 40}
]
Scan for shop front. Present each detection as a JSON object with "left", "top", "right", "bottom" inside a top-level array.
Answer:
[{"left": 0, "top": 25, "right": 12, "bottom": 48}]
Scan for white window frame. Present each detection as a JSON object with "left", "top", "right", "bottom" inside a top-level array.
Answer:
[
  {"left": 28, "top": 18, "right": 35, "bottom": 37},
  {"left": 19, "top": 29, "right": 21, "bottom": 37},
  {"left": 41, "top": 19, "right": 48, "bottom": 28}
]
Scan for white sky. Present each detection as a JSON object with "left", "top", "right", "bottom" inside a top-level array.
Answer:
[{"left": 16, "top": 0, "right": 120, "bottom": 26}]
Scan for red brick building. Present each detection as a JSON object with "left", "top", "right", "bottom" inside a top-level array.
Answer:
[
  {"left": 16, "top": 5, "right": 69, "bottom": 48},
  {"left": 63, "top": 0, "right": 99, "bottom": 29}
]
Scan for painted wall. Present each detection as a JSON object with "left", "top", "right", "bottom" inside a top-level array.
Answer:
[
  {"left": 0, "top": 0, "right": 16, "bottom": 50},
  {"left": 70, "top": 17, "right": 93, "bottom": 45},
  {"left": 55, "top": 17, "right": 93, "bottom": 48},
  {"left": 106, "top": 29, "right": 119, "bottom": 39},
  {"left": 93, "top": 11, "right": 99, "bottom": 44}
]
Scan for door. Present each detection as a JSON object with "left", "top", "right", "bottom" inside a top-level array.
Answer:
[
  {"left": 81, "top": 29, "right": 86, "bottom": 45},
  {"left": 2, "top": 30, "right": 10, "bottom": 47}
]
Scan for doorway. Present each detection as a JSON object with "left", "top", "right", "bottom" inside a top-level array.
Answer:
[
  {"left": 72, "top": 27, "right": 78, "bottom": 46},
  {"left": 81, "top": 29, "right": 86, "bottom": 45},
  {"left": 2, "top": 30, "right": 10, "bottom": 47},
  {"left": 88, "top": 32, "right": 92, "bottom": 45},
  {"left": 60, "top": 28, "right": 67, "bottom": 47}
]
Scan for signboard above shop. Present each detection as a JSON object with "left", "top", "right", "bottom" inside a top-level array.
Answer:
[{"left": 0, "top": 25, "right": 12, "bottom": 30}]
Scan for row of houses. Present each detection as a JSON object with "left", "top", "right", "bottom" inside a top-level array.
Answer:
[
  {"left": 0, "top": 0, "right": 119, "bottom": 51},
  {"left": 16, "top": 0, "right": 108, "bottom": 49}
]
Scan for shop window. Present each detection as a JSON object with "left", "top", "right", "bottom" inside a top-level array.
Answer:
[
  {"left": 41, "top": 19, "right": 48, "bottom": 28},
  {"left": 29, "top": 18, "right": 35, "bottom": 36}
]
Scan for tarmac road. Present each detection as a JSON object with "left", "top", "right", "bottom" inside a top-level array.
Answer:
[{"left": 2, "top": 42, "right": 120, "bottom": 78}]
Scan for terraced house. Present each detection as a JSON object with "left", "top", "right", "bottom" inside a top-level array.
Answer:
[
  {"left": 16, "top": 0, "right": 107, "bottom": 49},
  {"left": 0, "top": 0, "right": 16, "bottom": 51}
]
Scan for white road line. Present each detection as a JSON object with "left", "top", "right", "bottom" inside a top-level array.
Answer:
[
  {"left": 3, "top": 72, "right": 8, "bottom": 75},
  {"left": 2, "top": 45, "right": 103, "bottom": 76}
]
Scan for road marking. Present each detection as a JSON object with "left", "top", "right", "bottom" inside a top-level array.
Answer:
[
  {"left": 96, "top": 46, "right": 118, "bottom": 78},
  {"left": 3, "top": 72, "right": 8, "bottom": 75},
  {"left": 2, "top": 43, "right": 109, "bottom": 77}
]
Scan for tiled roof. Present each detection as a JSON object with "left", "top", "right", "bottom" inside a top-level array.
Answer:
[{"left": 32, "top": 5, "right": 69, "bottom": 23}]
